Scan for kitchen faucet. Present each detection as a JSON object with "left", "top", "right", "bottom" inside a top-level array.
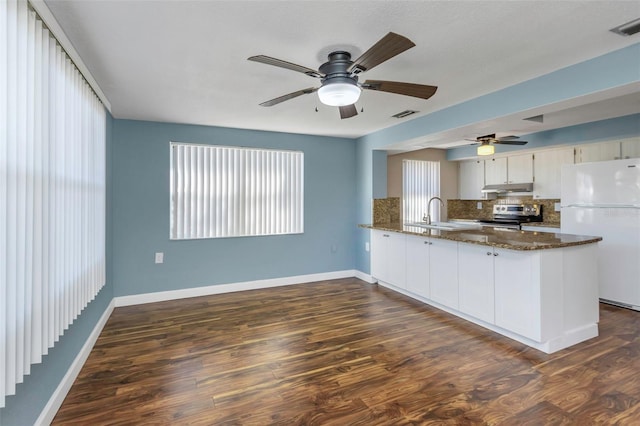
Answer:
[{"left": 423, "top": 196, "right": 444, "bottom": 224}]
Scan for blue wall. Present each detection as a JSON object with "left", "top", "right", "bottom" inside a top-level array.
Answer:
[
  {"left": 111, "top": 120, "right": 358, "bottom": 297},
  {"left": 0, "top": 111, "right": 116, "bottom": 426}
]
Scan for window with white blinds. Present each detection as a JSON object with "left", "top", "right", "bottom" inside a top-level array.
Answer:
[
  {"left": 0, "top": 0, "right": 106, "bottom": 408},
  {"left": 170, "top": 143, "right": 304, "bottom": 239},
  {"left": 402, "top": 159, "right": 441, "bottom": 223}
]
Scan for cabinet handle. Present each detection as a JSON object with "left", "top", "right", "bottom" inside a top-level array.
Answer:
[
  {"left": 383, "top": 234, "right": 390, "bottom": 237},
  {"left": 424, "top": 241, "right": 429, "bottom": 244},
  {"left": 493, "top": 253, "right": 499, "bottom": 257},
  {"left": 429, "top": 242, "right": 433, "bottom": 245},
  {"left": 486, "top": 252, "right": 492, "bottom": 256}
]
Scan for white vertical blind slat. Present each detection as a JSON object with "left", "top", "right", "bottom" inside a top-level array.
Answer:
[
  {"left": 170, "top": 144, "right": 303, "bottom": 240},
  {"left": 1, "top": 0, "right": 106, "bottom": 408}
]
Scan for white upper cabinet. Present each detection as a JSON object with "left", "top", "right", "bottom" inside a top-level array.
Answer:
[
  {"left": 484, "top": 154, "right": 533, "bottom": 185},
  {"left": 458, "top": 160, "right": 485, "bottom": 200},
  {"left": 621, "top": 138, "right": 640, "bottom": 159},
  {"left": 484, "top": 157, "right": 508, "bottom": 185},
  {"left": 576, "top": 141, "right": 621, "bottom": 163},
  {"left": 506, "top": 153, "right": 534, "bottom": 183},
  {"left": 533, "top": 147, "right": 575, "bottom": 199}
]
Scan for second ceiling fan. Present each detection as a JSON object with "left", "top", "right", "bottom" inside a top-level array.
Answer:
[
  {"left": 467, "top": 134, "right": 528, "bottom": 155},
  {"left": 248, "top": 32, "right": 438, "bottom": 119}
]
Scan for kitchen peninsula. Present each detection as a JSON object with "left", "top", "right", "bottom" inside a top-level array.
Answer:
[{"left": 361, "top": 223, "right": 602, "bottom": 354}]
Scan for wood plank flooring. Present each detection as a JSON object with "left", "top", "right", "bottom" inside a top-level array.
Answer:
[{"left": 53, "top": 278, "right": 640, "bottom": 425}]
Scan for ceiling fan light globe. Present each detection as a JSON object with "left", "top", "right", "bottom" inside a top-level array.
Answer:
[
  {"left": 318, "top": 83, "right": 361, "bottom": 107},
  {"left": 477, "top": 144, "right": 495, "bottom": 156}
]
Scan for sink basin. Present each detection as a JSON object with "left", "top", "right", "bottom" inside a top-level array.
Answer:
[{"left": 406, "top": 221, "right": 482, "bottom": 231}]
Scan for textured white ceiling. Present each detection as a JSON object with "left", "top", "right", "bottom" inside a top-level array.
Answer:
[{"left": 44, "top": 0, "right": 640, "bottom": 143}]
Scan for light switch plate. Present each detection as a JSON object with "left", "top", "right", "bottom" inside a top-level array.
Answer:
[
  {"left": 477, "top": 201, "right": 483, "bottom": 209},
  {"left": 155, "top": 252, "right": 164, "bottom": 264}
]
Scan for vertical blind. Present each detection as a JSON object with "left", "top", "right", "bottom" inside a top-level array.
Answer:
[
  {"left": 0, "top": 0, "right": 106, "bottom": 408},
  {"left": 403, "top": 159, "right": 441, "bottom": 223},
  {"left": 170, "top": 143, "right": 304, "bottom": 239}
]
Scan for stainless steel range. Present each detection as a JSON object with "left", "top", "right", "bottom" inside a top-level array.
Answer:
[{"left": 478, "top": 203, "right": 543, "bottom": 229}]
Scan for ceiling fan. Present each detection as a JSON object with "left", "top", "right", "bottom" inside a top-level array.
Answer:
[
  {"left": 467, "top": 134, "right": 528, "bottom": 155},
  {"left": 248, "top": 32, "right": 438, "bottom": 119}
]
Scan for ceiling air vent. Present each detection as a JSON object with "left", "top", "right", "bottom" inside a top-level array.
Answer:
[
  {"left": 610, "top": 17, "right": 640, "bottom": 36},
  {"left": 523, "top": 114, "right": 544, "bottom": 123},
  {"left": 392, "top": 110, "right": 418, "bottom": 119}
]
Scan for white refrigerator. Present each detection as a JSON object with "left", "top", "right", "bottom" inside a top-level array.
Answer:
[{"left": 561, "top": 158, "right": 640, "bottom": 310}]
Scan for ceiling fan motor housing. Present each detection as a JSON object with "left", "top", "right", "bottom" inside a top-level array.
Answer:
[{"left": 319, "top": 51, "right": 359, "bottom": 86}]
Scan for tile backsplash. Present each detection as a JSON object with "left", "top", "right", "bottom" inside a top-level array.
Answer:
[
  {"left": 373, "top": 197, "right": 400, "bottom": 225},
  {"left": 447, "top": 197, "right": 561, "bottom": 225},
  {"left": 373, "top": 196, "right": 560, "bottom": 225}
]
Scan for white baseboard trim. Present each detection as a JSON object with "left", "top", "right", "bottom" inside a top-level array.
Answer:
[
  {"left": 115, "top": 269, "right": 362, "bottom": 307},
  {"left": 354, "top": 270, "right": 376, "bottom": 283},
  {"left": 36, "top": 299, "right": 115, "bottom": 426}
]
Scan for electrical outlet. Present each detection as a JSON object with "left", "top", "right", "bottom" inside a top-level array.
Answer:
[
  {"left": 155, "top": 252, "right": 164, "bottom": 264},
  {"left": 555, "top": 202, "right": 561, "bottom": 212},
  {"left": 365, "top": 242, "right": 370, "bottom": 252},
  {"left": 477, "top": 201, "right": 483, "bottom": 209}
]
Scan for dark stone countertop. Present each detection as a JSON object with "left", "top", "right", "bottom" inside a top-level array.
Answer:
[{"left": 359, "top": 223, "right": 601, "bottom": 251}]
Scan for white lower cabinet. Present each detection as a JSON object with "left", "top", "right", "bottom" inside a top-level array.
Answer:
[
  {"left": 458, "top": 244, "right": 495, "bottom": 324},
  {"left": 370, "top": 229, "right": 406, "bottom": 288},
  {"left": 493, "top": 249, "right": 541, "bottom": 341},
  {"left": 370, "top": 228, "right": 599, "bottom": 353},
  {"left": 429, "top": 239, "right": 459, "bottom": 309},
  {"left": 405, "top": 235, "right": 430, "bottom": 298}
]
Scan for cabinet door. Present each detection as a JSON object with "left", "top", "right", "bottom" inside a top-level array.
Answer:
[
  {"left": 370, "top": 230, "right": 388, "bottom": 283},
  {"left": 533, "top": 148, "right": 574, "bottom": 199},
  {"left": 458, "top": 160, "right": 485, "bottom": 200},
  {"left": 621, "top": 138, "right": 640, "bottom": 159},
  {"left": 405, "top": 235, "right": 430, "bottom": 298},
  {"left": 577, "top": 142, "right": 620, "bottom": 163},
  {"left": 429, "top": 239, "right": 459, "bottom": 309},
  {"left": 370, "top": 230, "right": 406, "bottom": 288},
  {"left": 387, "top": 232, "right": 407, "bottom": 289},
  {"left": 494, "top": 249, "right": 541, "bottom": 341},
  {"left": 484, "top": 157, "right": 508, "bottom": 185},
  {"left": 507, "top": 153, "right": 533, "bottom": 183},
  {"left": 458, "top": 244, "right": 495, "bottom": 324}
]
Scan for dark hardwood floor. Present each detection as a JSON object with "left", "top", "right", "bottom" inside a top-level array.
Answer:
[{"left": 53, "top": 278, "right": 640, "bottom": 425}]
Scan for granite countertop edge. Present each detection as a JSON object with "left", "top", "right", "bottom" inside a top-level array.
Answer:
[{"left": 359, "top": 223, "right": 602, "bottom": 251}]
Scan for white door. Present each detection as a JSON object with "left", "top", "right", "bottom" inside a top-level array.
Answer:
[
  {"left": 621, "top": 138, "right": 640, "bottom": 159},
  {"left": 562, "top": 206, "right": 640, "bottom": 307},
  {"left": 494, "top": 249, "right": 541, "bottom": 341},
  {"left": 405, "top": 235, "right": 430, "bottom": 298},
  {"left": 507, "top": 153, "right": 533, "bottom": 184},
  {"left": 576, "top": 141, "right": 621, "bottom": 163},
  {"left": 370, "top": 230, "right": 388, "bottom": 283},
  {"left": 561, "top": 159, "right": 640, "bottom": 206},
  {"left": 458, "top": 160, "right": 485, "bottom": 200},
  {"left": 533, "top": 148, "right": 574, "bottom": 199},
  {"left": 458, "top": 244, "right": 495, "bottom": 324},
  {"left": 429, "top": 239, "right": 459, "bottom": 309},
  {"left": 484, "top": 157, "right": 508, "bottom": 185}
]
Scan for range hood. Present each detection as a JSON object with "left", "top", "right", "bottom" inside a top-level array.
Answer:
[{"left": 481, "top": 182, "right": 533, "bottom": 193}]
